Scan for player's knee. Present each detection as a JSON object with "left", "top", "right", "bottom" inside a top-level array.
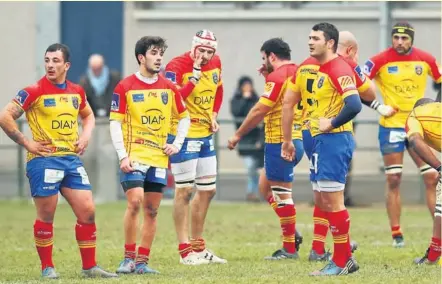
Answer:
[
  {"left": 143, "top": 201, "right": 159, "bottom": 219},
  {"left": 127, "top": 198, "right": 142, "bottom": 216},
  {"left": 175, "top": 186, "right": 193, "bottom": 203},
  {"left": 422, "top": 170, "right": 438, "bottom": 188},
  {"left": 386, "top": 172, "right": 402, "bottom": 190}
]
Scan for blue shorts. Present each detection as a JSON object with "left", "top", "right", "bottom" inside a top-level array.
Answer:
[
  {"left": 26, "top": 156, "right": 91, "bottom": 197},
  {"left": 167, "top": 135, "right": 215, "bottom": 164},
  {"left": 264, "top": 139, "right": 304, "bottom": 182},
  {"left": 310, "top": 132, "right": 355, "bottom": 184},
  {"left": 378, "top": 125, "right": 407, "bottom": 155},
  {"left": 302, "top": 129, "right": 313, "bottom": 160},
  {"left": 120, "top": 163, "right": 167, "bottom": 191}
]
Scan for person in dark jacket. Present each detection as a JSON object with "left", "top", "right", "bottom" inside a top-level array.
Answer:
[
  {"left": 79, "top": 54, "right": 121, "bottom": 117},
  {"left": 230, "top": 76, "right": 264, "bottom": 202}
]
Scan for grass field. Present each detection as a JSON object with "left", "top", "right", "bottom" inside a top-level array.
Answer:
[{"left": 0, "top": 200, "right": 440, "bottom": 284}]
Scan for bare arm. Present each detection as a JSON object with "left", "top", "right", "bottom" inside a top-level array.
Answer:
[
  {"left": 282, "top": 89, "right": 301, "bottom": 143},
  {"left": 0, "top": 102, "right": 28, "bottom": 146},
  {"left": 408, "top": 133, "right": 441, "bottom": 170},
  {"left": 234, "top": 102, "right": 270, "bottom": 138},
  {"left": 359, "top": 80, "right": 376, "bottom": 102}
]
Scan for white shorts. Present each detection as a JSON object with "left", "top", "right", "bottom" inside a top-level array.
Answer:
[{"left": 311, "top": 180, "right": 345, "bottom": 193}]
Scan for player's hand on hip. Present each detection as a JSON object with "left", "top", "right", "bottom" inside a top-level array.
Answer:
[
  {"left": 120, "top": 157, "right": 134, "bottom": 173},
  {"left": 377, "top": 104, "right": 397, "bottom": 117},
  {"left": 24, "top": 140, "right": 52, "bottom": 157},
  {"left": 281, "top": 141, "right": 295, "bottom": 162},
  {"left": 211, "top": 119, "right": 220, "bottom": 133},
  {"left": 319, "top": 117, "right": 333, "bottom": 133},
  {"left": 227, "top": 134, "right": 240, "bottom": 150},
  {"left": 74, "top": 135, "right": 90, "bottom": 155},
  {"left": 163, "top": 144, "right": 179, "bottom": 156}
]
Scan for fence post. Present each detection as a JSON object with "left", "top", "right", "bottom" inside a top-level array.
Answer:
[{"left": 17, "top": 120, "right": 25, "bottom": 199}]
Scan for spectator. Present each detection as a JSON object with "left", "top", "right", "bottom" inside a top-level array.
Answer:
[
  {"left": 79, "top": 54, "right": 121, "bottom": 117},
  {"left": 230, "top": 76, "right": 264, "bottom": 202}
]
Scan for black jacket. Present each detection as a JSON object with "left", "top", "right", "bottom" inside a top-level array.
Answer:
[
  {"left": 79, "top": 70, "right": 121, "bottom": 117},
  {"left": 230, "top": 90, "right": 264, "bottom": 156}
]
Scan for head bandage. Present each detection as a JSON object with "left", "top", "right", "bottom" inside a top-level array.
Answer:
[{"left": 391, "top": 25, "right": 415, "bottom": 43}]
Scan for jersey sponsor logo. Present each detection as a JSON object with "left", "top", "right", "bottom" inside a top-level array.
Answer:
[
  {"left": 212, "top": 72, "right": 218, "bottom": 84},
  {"left": 161, "top": 91, "right": 168, "bottom": 105},
  {"left": 52, "top": 113, "right": 77, "bottom": 136},
  {"left": 387, "top": 66, "right": 398, "bottom": 74},
  {"left": 317, "top": 76, "right": 324, "bottom": 88},
  {"left": 415, "top": 65, "right": 423, "bottom": 75},
  {"left": 141, "top": 109, "right": 165, "bottom": 131},
  {"left": 165, "top": 71, "right": 177, "bottom": 84},
  {"left": 133, "top": 93, "right": 145, "bottom": 103},
  {"left": 364, "top": 60, "right": 375, "bottom": 75},
  {"left": 193, "top": 93, "right": 214, "bottom": 110},
  {"left": 15, "top": 90, "right": 29, "bottom": 106},
  {"left": 337, "top": 76, "right": 356, "bottom": 92},
  {"left": 394, "top": 79, "right": 418, "bottom": 98},
  {"left": 111, "top": 93, "right": 120, "bottom": 111},
  {"left": 44, "top": 98, "right": 56, "bottom": 107},
  {"left": 72, "top": 97, "right": 79, "bottom": 109},
  {"left": 354, "top": 65, "right": 366, "bottom": 82},
  {"left": 59, "top": 96, "right": 69, "bottom": 103},
  {"left": 263, "top": 82, "right": 275, "bottom": 97}
]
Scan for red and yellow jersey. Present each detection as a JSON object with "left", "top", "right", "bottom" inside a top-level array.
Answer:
[
  {"left": 165, "top": 52, "right": 223, "bottom": 138},
  {"left": 290, "top": 56, "right": 370, "bottom": 131},
  {"left": 12, "top": 76, "right": 87, "bottom": 161},
  {"left": 259, "top": 63, "right": 299, "bottom": 143},
  {"left": 109, "top": 74, "right": 188, "bottom": 168},
  {"left": 364, "top": 47, "right": 442, "bottom": 128},
  {"left": 309, "top": 56, "right": 359, "bottom": 137},
  {"left": 405, "top": 102, "right": 441, "bottom": 152}
]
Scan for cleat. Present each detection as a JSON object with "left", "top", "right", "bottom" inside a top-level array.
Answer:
[
  {"left": 392, "top": 236, "right": 405, "bottom": 248},
  {"left": 308, "top": 249, "right": 332, "bottom": 262},
  {"left": 42, "top": 267, "right": 59, "bottom": 279},
  {"left": 310, "top": 257, "right": 359, "bottom": 276},
  {"left": 82, "top": 265, "right": 118, "bottom": 278},
  {"left": 116, "top": 258, "right": 135, "bottom": 274},
  {"left": 196, "top": 249, "right": 228, "bottom": 264},
  {"left": 295, "top": 230, "right": 303, "bottom": 252},
  {"left": 180, "top": 252, "right": 211, "bottom": 265},
  {"left": 414, "top": 248, "right": 441, "bottom": 265},
  {"left": 264, "top": 248, "right": 299, "bottom": 260},
  {"left": 135, "top": 263, "right": 159, "bottom": 274},
  {"left": 348, "top": 257, "right": 360, "bottom": 274}
]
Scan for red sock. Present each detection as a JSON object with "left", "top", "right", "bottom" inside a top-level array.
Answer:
[
  {"left": 75, "top": 222, "right": 97, "bottom": 270},
  {"left": 136, "top": 247, "right": 150, "bottom": 265},
  {"left": 190, "top": 238, "right": 206, "bottom": 253},
  {"left": 275, "top": 204, "right": 297, "bottom": 254},
  {"left": 428, "top": 237, "right": 441, "bottom": 262},
  {"left": 328, "top": 210, "right": 351, "bottom": 268},
  {"left": 178, "top": 243, "right": 192, "bottom": 259},
  {"left": 124, "top": 243, "right": 136, "bottom": 260},
  {"left": 391, "top": 225, "right": 402, "bottom": 238},
  {"left": 34, "top": 220, "right": 54, "bottom": 270},
  {"left": 267, "top": 195, "right": 277, "bottom": 211},
  {"left": 312, "top": 206, "right": 329, "bottom": 254}
]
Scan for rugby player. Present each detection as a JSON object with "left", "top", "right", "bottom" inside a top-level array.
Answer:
[
  {"left": 363, "top": 22, "right": 441, "bottom": 247},
  {"left": 111, "top": 36, "right": 190, "bottom": 274},
  {"left": 164, "top": 30, "right": 226, "bottom": 265},
  {"left": 0, "top": 43, "right": 117, "bottom": 279}
]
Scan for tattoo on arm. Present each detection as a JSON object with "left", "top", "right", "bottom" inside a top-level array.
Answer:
[{"left": 9, "top": 104, "right": 24, "bottom": 120}]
